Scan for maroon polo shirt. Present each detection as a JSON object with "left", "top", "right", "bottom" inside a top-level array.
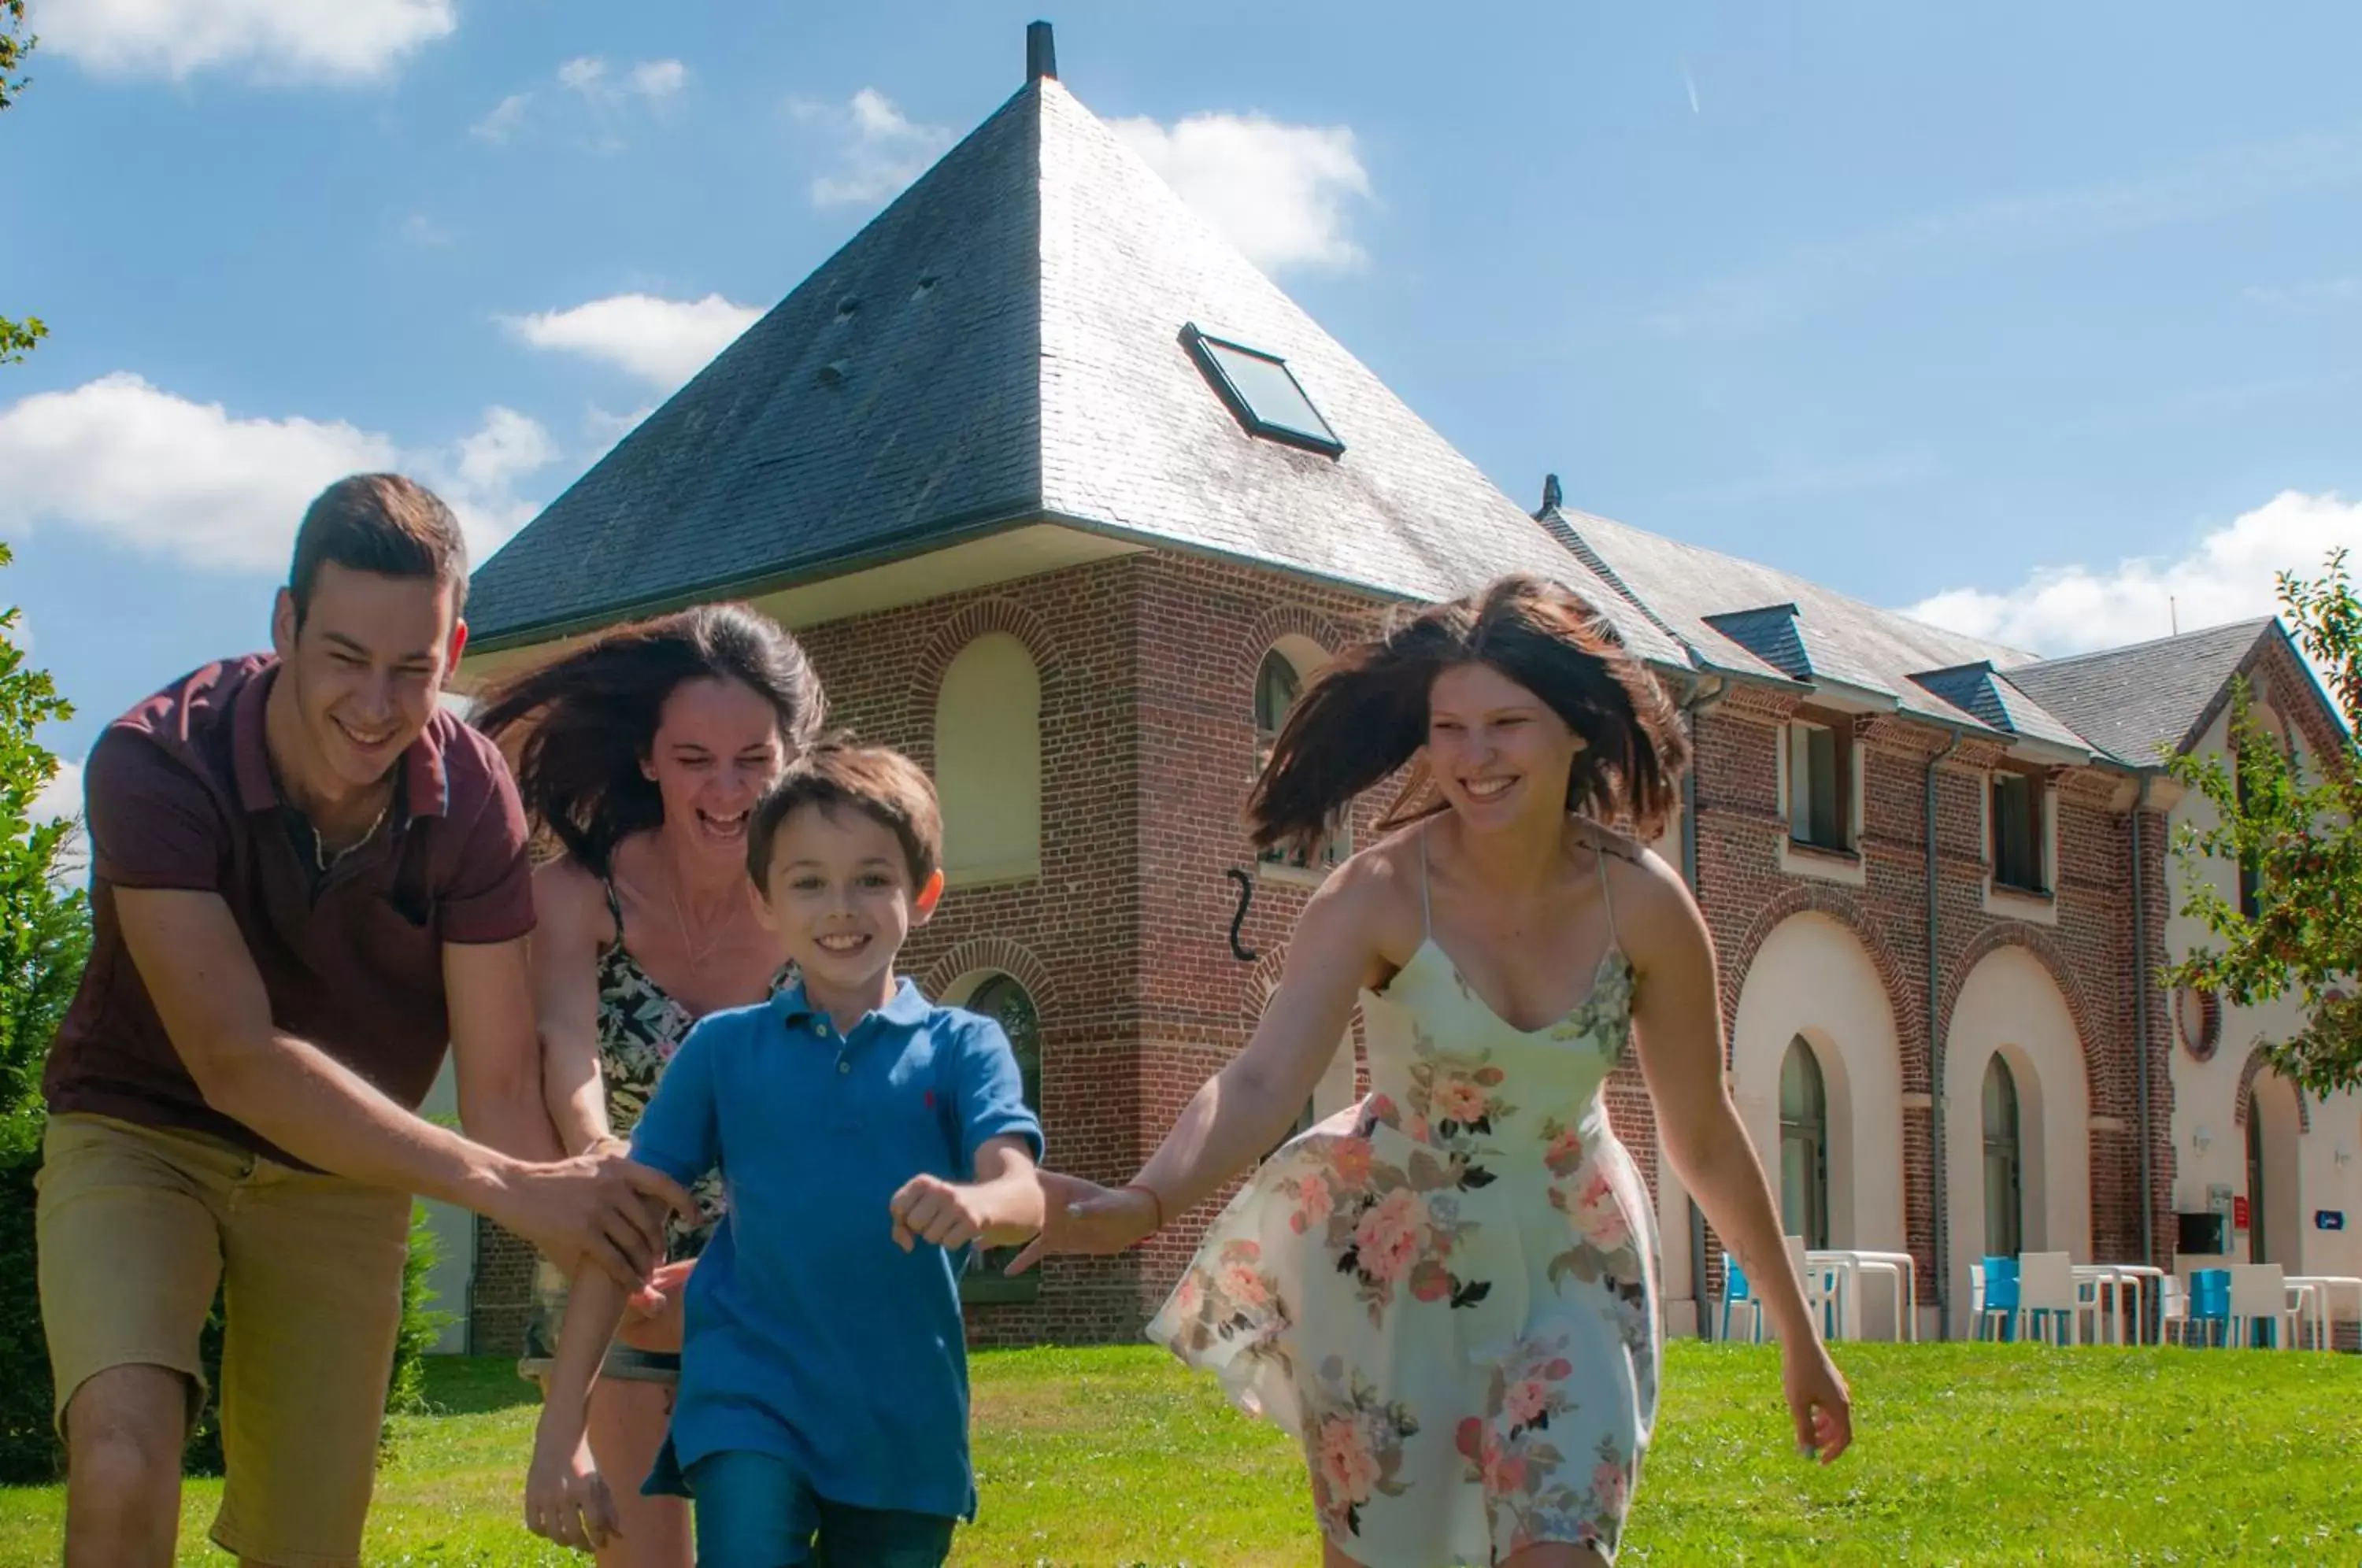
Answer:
[{"left": 44, "top": 654, "right": 536, "bottom": 1169}]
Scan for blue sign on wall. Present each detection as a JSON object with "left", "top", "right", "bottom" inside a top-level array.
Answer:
[{"left": 2316, "top": 1211, "right": 2345, "bottom": 1232}]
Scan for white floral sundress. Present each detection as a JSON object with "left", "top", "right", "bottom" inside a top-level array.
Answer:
[{"left": 1149, "top": 831, "right": 1660, "bottom": 1565}]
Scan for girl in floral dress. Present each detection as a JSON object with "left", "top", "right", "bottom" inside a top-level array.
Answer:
[
  {"left": 477, "top": 604, "right": 825, "bottom": 1568},
  {"left": 1021, "top": 575, "right": 1851, "bottom": 1566}
]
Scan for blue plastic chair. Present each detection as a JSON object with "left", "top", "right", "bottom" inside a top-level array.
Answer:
[
  {"left": 2186, "top": 1269, "right": 2231, "bottom": 1348},
  {"left": 1720, "top": 1253, "right": 1766, "bottom": 1343},
  {"left": 1977, "top": 1256, "right": 2020, "bottom": 1341}
]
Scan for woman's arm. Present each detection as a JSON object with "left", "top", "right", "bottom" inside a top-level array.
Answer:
[
  {"left": 1620, "top": 851, "right": 1853, "bottom": 1462},
  {"left": 530, "top": 860, "right": 616, "bottom": 1159},
  {"left": 1024, "top": 856, "right": 1391, "bottom": 1259}
]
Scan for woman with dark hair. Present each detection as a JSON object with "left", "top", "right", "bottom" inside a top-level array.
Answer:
[
  {"left": 476, "top": 602, "right": 825, "bottom": 1568},
  {"left": 1020, "top": 575, "right": 1851, "bottom": 1566}
]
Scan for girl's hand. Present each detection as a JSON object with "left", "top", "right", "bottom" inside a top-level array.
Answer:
[
  {"left": 618, "top": 1258, "right": 693, "bottom": 1352},
  {"left": 1781, "top": 1339, "right": 1853, "bottom": 1465},
  {"left": 524, "top": 1428, "right": 621, "bottom": 1552},
  {"left": 1002, "top": 1171, "right": 1161, "bottom": 1274}
]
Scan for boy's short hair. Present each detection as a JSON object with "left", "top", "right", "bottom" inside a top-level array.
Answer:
[
  {"left": 747, "top": 741, "right": 943, "bottom": 894},
  {"left": 289, "top": 473, "right": 469, "bottom": 625}
]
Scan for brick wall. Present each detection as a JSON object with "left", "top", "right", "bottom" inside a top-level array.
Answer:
[{"left": 467, "top": 548, "right": 2177, "bottom": 1353}]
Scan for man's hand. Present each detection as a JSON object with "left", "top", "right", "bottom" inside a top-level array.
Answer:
[{"left": 495, "top": 1151, "right": 698, "bottom": 1286}]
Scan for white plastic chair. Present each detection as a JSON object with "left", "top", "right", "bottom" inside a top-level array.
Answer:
[
  {"left": 2157, "top": 1273, "right": 2190, "bottom": 1346},
  {"left": 1787, "top": 1236, "right": 1844, "bottom": 1340},
  {"left": 2227, "top": 1264, "right": 2298, "bottom": 1350},
  {"left": 2016, "top": 1252, "right": 2086, "bottom": 1345}
]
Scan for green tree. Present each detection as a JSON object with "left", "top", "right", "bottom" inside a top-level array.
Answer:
[
  {"left": 1, "top": 0, "right": 46, "bottom": 366},
  {"left": 0, "top": 542, "right": 88, "bottom": 1482},
  {"left": 2168, "top": 549, "right": 2362, "bottom": 1096}
]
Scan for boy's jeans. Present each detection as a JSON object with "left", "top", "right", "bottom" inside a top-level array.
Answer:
[{"left": 686, "top": 1449, "right": 956, "bottom": 1568}]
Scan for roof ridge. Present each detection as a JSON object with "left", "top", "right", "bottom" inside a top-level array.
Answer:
[
  {"left": 2014, "top": 616, "right": 2275, "bottom": 673},
  {"left": 1566, "top": 507, "right": 2042, "bottom": 669},
  {"left": 1535, "top": 505, "right": 1698, "bottom": 668}
]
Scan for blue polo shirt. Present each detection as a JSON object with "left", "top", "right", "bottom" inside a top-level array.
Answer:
[{"left": 627, "top": 977, "right": 1042, "bottom": 1520}]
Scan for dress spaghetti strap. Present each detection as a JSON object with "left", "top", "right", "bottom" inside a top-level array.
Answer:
[
  {"left": 1594, "top": 843, "right": 1621, "bottom": 957},
  {"left": 600, "top": 877, "right": 629, "bottom": 956},
  {"left": 1418, "top": 823, "right": 1435, "bottom": 941}
]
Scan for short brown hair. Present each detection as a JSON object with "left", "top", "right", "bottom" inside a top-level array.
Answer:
[
  {"left": 289, "top": 473, "right": 469, "bottom": 625},
  {"left": 747, "top": 741, "right": 942, "bottom": 895}
]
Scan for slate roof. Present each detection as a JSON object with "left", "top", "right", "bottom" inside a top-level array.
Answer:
[
  {"left": 1546, "top": 506, "right": 2094, "bottom": 750},
  {"left": 464, "top": 28, "right": 2312, "bottom": 780},
  {"left": 468, "top": 68, "right": 1682, "bottom": 665},
  {"left": 2006, "top": 619, "right": 2275, "bottom": 764},
  {"left": 468, "top": 86, "right": 1048, "bottom": 648},
  {"left": 1908, "top": 663, "right": 2093, "bottom": 752}
]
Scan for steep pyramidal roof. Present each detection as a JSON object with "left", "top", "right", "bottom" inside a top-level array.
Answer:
[
  {"left": 465, "top": 26, "right": 2317, "bottom": 781},
  {"left": 468, "top": 65, "right": 1680, "bottom": 664}
]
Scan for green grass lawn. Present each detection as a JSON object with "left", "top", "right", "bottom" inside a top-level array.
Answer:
[{"left": 3, "top": 1342, "right": 2356, "bottom": 1565}]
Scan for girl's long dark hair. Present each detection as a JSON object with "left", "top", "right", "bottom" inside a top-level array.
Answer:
[
  {"left": 1249, "top": 575, "right": 1688, "bottom": 856},
  {"left": 474, "top": 603, "right": 826, "bottom": 878}
]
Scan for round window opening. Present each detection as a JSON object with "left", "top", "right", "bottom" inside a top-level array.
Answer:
[{"left": 2175, "top": 986, "right": 2222, "bottom": 1062}]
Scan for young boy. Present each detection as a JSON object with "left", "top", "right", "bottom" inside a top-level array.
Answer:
[{"left": 525, "top": 743, "right": 1045, "bottom": 1566}]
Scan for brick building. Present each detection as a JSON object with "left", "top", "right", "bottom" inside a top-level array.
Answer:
[{"left": 419, "top": 26, "right": 2359, "bottom": 1355}]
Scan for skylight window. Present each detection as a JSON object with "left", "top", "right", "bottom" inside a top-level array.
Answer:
[{"left": 1183, "top": 324, "right": 1343, "bottom": 457}]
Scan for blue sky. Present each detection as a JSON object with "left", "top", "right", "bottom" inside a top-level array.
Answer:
[{"left": 9, "top": 0, "right": 2362, "bottom": 810}]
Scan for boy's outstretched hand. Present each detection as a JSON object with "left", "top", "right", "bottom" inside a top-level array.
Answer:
[
  {"left": 524, "top": 1429, "right": 620, "bottom": 1554},
  {"left": 889, "top": 1174, "right": 994, "bottom": 1252}
]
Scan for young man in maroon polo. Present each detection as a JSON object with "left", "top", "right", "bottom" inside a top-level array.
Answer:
[{"left": 38, "top": 474, "right": 695, "bottom": 1568}]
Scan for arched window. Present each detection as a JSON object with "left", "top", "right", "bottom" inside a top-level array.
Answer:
[
  {"left": 1254, "top": 640, "right": 1346, "bottom": 872},
  {"left": 1778, "top": 1036, "right": 1830, "bottom": 1249},
  {"left": 2245, "top": 1096, "right": 2270, "bottom": 1265},
  {"left": 1981, "top": 1056, "right": 2023, "bottom": 1258},
  {"left": 1254, "top": 649, "right": 1301, "bottom": 771},
  {"left": 936, "top": 634, "right": 1041, "bottom": 884},
  {"left": 961, "top": 973, "right": 1042, "bottom": 1304}
]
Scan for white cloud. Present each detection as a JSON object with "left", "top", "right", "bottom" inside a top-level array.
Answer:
[
  {"left": 33, "top": 757, "right": 88, "bottom": 884},
  {"left": 440, "top": 407, "right": 560, "bottom": 548},
  {"left": 585, "top": 404, "right": 657, "bottom": 446},
  {"left": 0, "top": 373, "right": 557, "bottom": 575},
  {"left": 557, "top": 54, "right": 687, "bottom": 113},
  {"left": 42, "top": 0, "right": 456, "bottom": 83},
  {"left": 1905, "top": 490, "right": 2362, "bottom": 656},
  {"left": 627, "top": 60, "right": 687, "bottom": 102},
  {"left": 503, "top": 293, "right": 761, "bottom": 389},
  {"left": 401, "top": 212, "right": 455, "bottom": 248},
  {"left": 471, "top": 91, "right": 532, "bottom": 143},
  {"left": 32, "top": 757, "right": 83, "bottom": 828},
  {"left": 557, "top": 56, "right": 605, "bottom": 94},
  {"left": 1109, "top": 112, "right": 1372, "bottom": 273},
  {"left": 475, "top": 57, "right": 684, "bottom": 149},
  {"left": 793, "top": 88, "right": 952, "bottom": 208}
]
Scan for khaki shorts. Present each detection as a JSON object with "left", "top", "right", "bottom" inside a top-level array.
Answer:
[{"left": 36, "top": 1112, "right": 412, "bottom": 1568}]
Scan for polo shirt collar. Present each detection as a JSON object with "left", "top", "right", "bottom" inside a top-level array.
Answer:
[
  {"left": 775, "top": 976, "right": 933, "bottom": 1033},
  {"left": 231, "top": 658, "right": 451, "bottom": 820}
]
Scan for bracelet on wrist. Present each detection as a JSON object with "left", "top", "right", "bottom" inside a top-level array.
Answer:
[{"left": 1120, "top": 1182, "right": 1166, "bottom": 1235}]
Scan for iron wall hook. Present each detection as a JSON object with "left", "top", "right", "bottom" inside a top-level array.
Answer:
[{"left": 1224, "top": 867, "right": 1259, "bottom": 962}]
